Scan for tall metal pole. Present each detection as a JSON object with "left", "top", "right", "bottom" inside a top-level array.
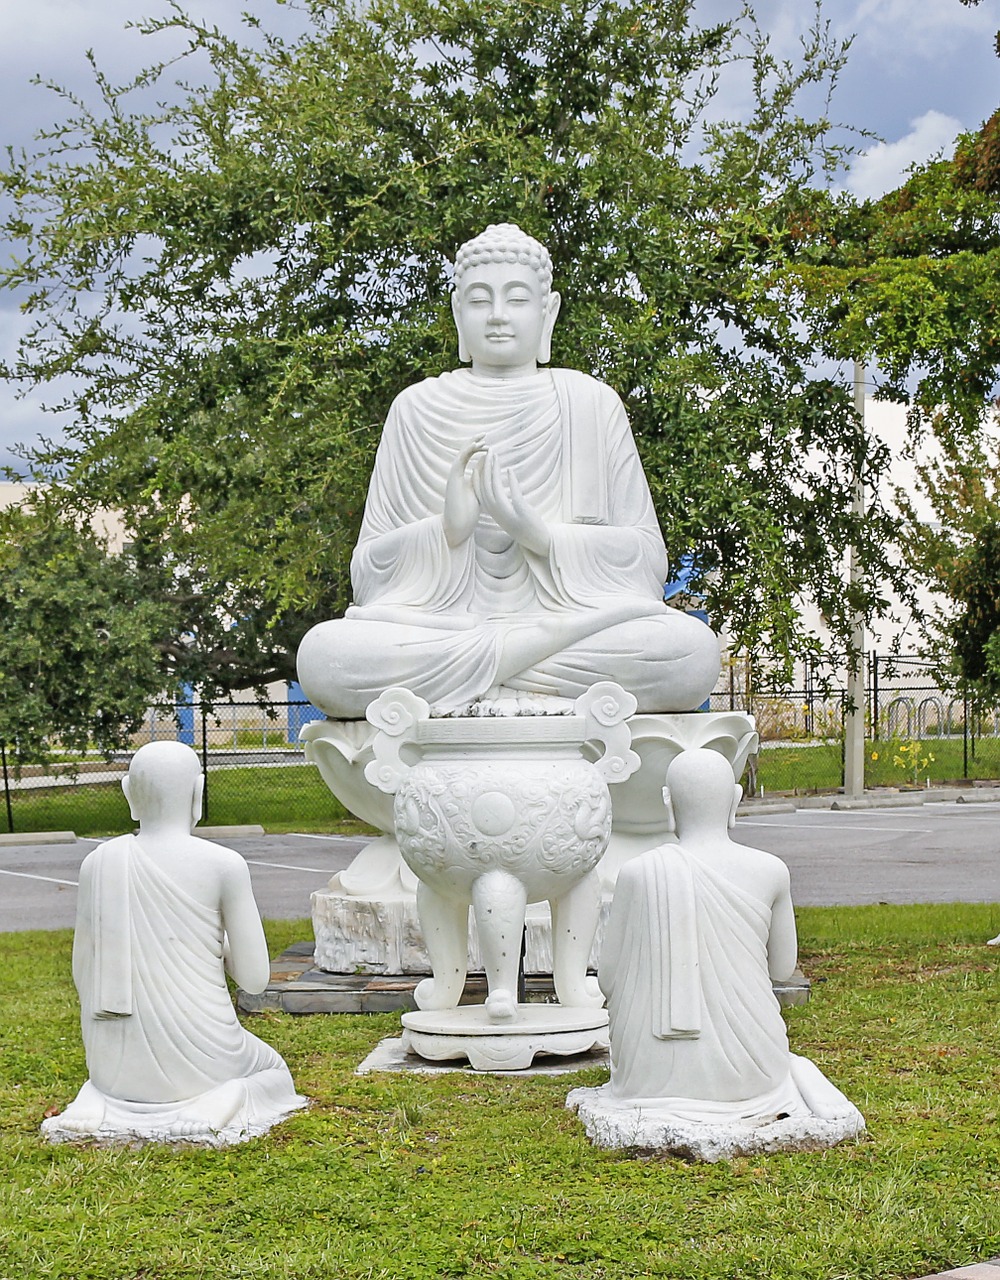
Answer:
[
  {"left": 1, "top": 743, "right": 13, "bottom": 835},
  {"left": 844, "top": 360, "right": 867, "bottom": 797}
]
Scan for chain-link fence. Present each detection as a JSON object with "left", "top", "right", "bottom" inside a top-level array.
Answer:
[
  {"left": 713, "top": 653, "right": 1000, "bottom": 796},
  {"left": 4, "top": 660, "right": 1000, "bottom": 835},
  {"left": 0, "top": 701, "right": 349, "bottom": 838}
]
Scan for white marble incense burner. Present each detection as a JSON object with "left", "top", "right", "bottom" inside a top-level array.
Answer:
[{"left": 365, "top": 681, "right": 639, "bottom": 1069}]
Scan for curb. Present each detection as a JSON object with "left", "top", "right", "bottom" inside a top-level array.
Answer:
[
  {"left": 193, "top": 824, "right": 266, "bottom": 838},
  {"left": 0, "top": 830, "right": 76, "bottom": 846},
  {"left": 738, "top": 787, "right": 1000, "bottom": 818}
]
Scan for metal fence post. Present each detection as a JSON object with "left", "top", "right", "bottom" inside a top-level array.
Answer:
[
  {"left": 1, "top": 743, "right": 13, "bottom": 835},
  {"left": 200, "top": 706, "right": 210, "bottom": 823},
  {"left": 964, "top": 695, "right": 969, "bottom": 779}
]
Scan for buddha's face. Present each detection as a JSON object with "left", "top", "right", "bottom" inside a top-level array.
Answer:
[{"left": 452, "top": 261, "right": 560, "bottom": 376}]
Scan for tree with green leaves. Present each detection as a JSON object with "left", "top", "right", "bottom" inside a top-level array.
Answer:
[
  {"left": 0, "top": 492, "right": 176, "bottom": 764},
  {"left": 780, "top": 0, "right": 1000, "bottom": 690},
  {"left": 2, "top": 0, "right": 905, "bottom": 696},
  {"left": 946, "top": 522, "right": 1000, "bottom": 700}
]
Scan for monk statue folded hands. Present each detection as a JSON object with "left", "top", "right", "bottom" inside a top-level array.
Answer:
[{"left": 297, "top": 222, "right": 720, "bottom": 720}]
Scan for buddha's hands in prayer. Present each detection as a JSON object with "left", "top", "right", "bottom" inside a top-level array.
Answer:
[
  {"left": 479, "top": 450, "right": 552, "bottom": 556},
  {"left": 443, "top": 439, "right": 487, "bottom": 547}
]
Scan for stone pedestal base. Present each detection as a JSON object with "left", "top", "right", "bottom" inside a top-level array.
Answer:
[
  {"left": 401, "top": 1005, "right": 610, "bottom": 1072},
  {"left": 566, "top": 1084, "right": 865, "bottom": 1162},
  {"left": 313, "top": 881, "right": 614, "bottom": 975}
]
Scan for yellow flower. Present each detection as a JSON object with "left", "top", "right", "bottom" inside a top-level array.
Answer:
[{"left": 870, "top": 751, "right": 879, "bottom": 761}]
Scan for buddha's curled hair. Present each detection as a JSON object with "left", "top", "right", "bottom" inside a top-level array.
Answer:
[{"left": 452, "top": 224, "right": 553, "bottom": 297}]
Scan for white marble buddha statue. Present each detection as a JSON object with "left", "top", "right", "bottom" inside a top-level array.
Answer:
[
  {"left": 297, "top": 223, "right": 720, "bottom": 720},
  {"left": 43, "top": 742, "right": 305, "bottom": 1146}
]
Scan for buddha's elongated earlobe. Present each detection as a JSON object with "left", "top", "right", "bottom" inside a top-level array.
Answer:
[
  {"left": 122, "top": 776, "right": 139, "bottom": 823},
  {"left": 452, "top": 292, "right": 471, "bottom": 363},
  {"left": 660, "top": 782, "right": 675, "bottom": 834},
  {"left": 192, "top": 774, "right": 205, "bottom": 830},
  {"left": 536, "top": 290, "right": 561, "bottom": 364},
  {"left": 729, "top": 783, "right": 744, "bottom": 829}
]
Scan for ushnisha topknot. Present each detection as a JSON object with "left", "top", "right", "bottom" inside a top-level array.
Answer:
[{"left": 453, "top": 223, "right": 553, "bottom": 298}]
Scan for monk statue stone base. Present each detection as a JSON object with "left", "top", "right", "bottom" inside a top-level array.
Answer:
[
  {"left": 43, "top": 742, "right": 306, "bottom": 1147},
  {"left": 567, "top": 749, "right": 865, "bottom": 1160}
]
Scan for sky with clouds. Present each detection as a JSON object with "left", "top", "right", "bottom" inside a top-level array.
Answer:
[{"left": 0, "top": 0, "right": 998, "bottom": 472}]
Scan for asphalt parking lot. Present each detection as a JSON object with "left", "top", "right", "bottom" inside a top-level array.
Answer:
[
  {"left": 0, "top": 801, "right": 998, "bottom": 932},
  {"left": 731, "top": 800, "right": 1000, "bottom": 907},
  {"left": 0, "top": 831, "right": 366, "bottom": 933}
]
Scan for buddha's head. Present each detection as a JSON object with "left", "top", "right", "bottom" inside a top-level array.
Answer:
[
  {"left": 451, "top": 224, "right": 561, "bottom": 376},
  {"left": 122, "top": 740, "right": 204, "bottom": 831}
]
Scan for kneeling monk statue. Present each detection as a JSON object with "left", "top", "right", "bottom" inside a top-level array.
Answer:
[
  {"left": 297, "top": 223, "right": 720, "bottom": 719},
  {"left": 43, "top": 742, "right": 306, "bottom": 1146}
]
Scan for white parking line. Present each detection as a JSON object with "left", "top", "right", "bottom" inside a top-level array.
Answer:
[
  {"left": 289, "top": 832, "right": 361, "bottom": 842},
  {"left": 738, "top": 821, "right": 933, "bottom": 834},
  {"left": 0, "top": 868, "right": 78, "bottom": 887},
  {"left": 244, "top": 858, "right": 333, "bottom": 874}
]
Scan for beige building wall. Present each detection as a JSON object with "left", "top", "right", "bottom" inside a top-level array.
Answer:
[{"left": 0, "top": 479, "right": 126, "bottom": 550}]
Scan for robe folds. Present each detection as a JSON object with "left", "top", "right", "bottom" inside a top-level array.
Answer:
[
  {"left": 49, "top": 836, "right": 304, "bottom": 1144},
  {"left": 297, "top": 367, "right": 720, "bottom": 716},
  {"left": 600, "top": 844, "right": 822, "bottom": 1122},
  {"left": 74, "top": 836, "right": 280, "bottom": 1103}
]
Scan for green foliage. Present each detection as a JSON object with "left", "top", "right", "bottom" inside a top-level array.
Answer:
[
  {"left": 947, "top": 522, "right": 1000, "bottom": 698},
  {"left": 778, "top": 78, "right": 1000, "bottom": 686},
  {"left": 3, "top": 908, "right": 1000, "bottom": 1277},
  {"left": 1, "top": 0, "right": 909, "bottom": 685},
  {"left": 0, "top": 493, "right": 176, "bottom": 765}
]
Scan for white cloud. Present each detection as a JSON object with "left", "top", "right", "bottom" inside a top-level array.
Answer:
[
  {"left": 846, "top": 109, "right": 964, "bottom": 198},
  {"left": 842, "top": 0, "right": 998, "bottom": 60}
]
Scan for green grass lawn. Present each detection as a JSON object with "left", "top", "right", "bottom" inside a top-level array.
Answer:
[
  {"left": 3, "top": 905, "right": 1000, "bottom": 1278},
  {"left": 757, "top": 736, "right": 1000, "bottom": 794},
  {"left": 3, "top": 765, "right": 359, "bottom": 838}
]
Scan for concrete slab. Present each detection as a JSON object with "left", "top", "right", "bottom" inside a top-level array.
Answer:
[
  {"left": 920, "top": 1264, "right": 1000, "bottom": 1279},
  {"left": 194, "top": 824, "right": 266, "bottom": 837},
  {"left": 238, "top": 947, "right": 811, "bottom": 1016},
  {"left": 356, "top": 1034, "right": 610, "bottom": 1077},
  {"left": 0, "top": 830, "right": 76, "bottom": 846},
  {"left": 736, "top": 801, "right": 797, "bottom": 816}
]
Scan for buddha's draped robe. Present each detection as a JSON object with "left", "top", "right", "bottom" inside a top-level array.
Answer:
[
  {"left": 72, "top": 836, "right": 293, "bottom": 1108},
  {"left": 600, "top": 843, "right": 805, "bottom": 1121},
  {"left": 297, "top": 368, "right": 720, "bottom": 717}
]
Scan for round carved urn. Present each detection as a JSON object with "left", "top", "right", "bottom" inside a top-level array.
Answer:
[{"left": 393, "top": 721, "right": 612, "bottom": 903}]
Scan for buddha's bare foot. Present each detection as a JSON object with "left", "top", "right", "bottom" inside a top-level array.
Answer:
[
  {"left": 181, "top": 1080, "right": 248, "bottom": 1134},
  {"left": 167, "top": 1119, "right": 213, "bottom": 1140},
  {"left": 484, "top": 988, "right": 517, "bottom": 1021},
  {"left": 55, "top": 1081, "right": 107, "bottom": 1134}
]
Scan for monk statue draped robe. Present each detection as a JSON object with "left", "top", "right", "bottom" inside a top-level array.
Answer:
[
  {"left": 43, "top": 742, "right": 305, "bottom": 1146},
  {"left": 595, "top": 749, "right": 863, "bottom": 1131},
  {"left": 297, "top": 223, "right": 720, "bottom": 720}
]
